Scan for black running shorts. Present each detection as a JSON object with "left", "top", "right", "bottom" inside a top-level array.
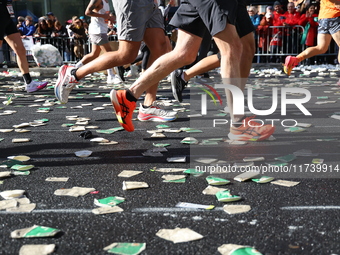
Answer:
[
  {"left": 170, "top": 0, "right": 238, "bottom": 37},
  {"left": 0, "top": 2, "right": 18, "bottom": 41}
]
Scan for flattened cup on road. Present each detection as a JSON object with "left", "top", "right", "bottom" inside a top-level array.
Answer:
[
  {"left": 243, "top": 157, "right": 265, "bottom": 162},
  {"left": 223, "top": 205, "right": 251, "bottom": 215},
  {"left": 7, "top": 155, "right": 30, "bottom": 162},
  {"left": 181, "top": 137, "right": 199, "bottom": 144},
  {"left": 251, "top": 176, "right": 274, "bottom": 184},
  {"left": 218, "top": 244, "right": 263, "bottom": 255},
  {"left": 11, "top": 225, "right": 61, "bottom": 238},
  {"left": 0, "top": 171, "right": 11, "bottom": 179},
  {"left": 234, "top": 171, "right": 260, "bottom": 182},
  {"left": 216, "top": 190, "right": 241, "bottom": 203},
  {"left": 162, "top": 175, "right": 186, "bottom": 182},
  {"left": 202, "top": 186, "right": 228, "bottom": 195},
  {"left": 19, "top": 244, "right": 56, "bottom": 255},
  {"left": 94, "top": 196, "right": 125, "bottom": 207},
  {"left": 118, "top": 170, "right": 143, "bottom": 178},
  {"left": 92, "top": 206, "right": 124, "bottom": 215},
  {"left": 75, "top": 150, "right": 92, "bottom": 158},
  {"left": 6, "top": 203, "right": 36, "bottom": 213},
  {"left": 103, "top": 242, "right": 146, "bottom": 255},
  {"left": 275, "top": 154, "right": 296, "bottom": 163},
  {"left": 90, "top": 137, "right": 109, "bottom": 143},
  {"left": 156, "top": 227, "right": 203, "bottom": 243},
  {"left": 0, "top": 189, "right": 25, "bottom": 199},
  {"left": 206, "top": 176, "right": 230, "bottom": 186},
  {"left": 151, "top": 167, "right": 187, "bottom": 173},
  {"left": 122, "top": 181, "right": 149, "bottom": 190},
  {"left": 271, "top": 180, "right": 300, "bottom": 187},
  {"left": 11, "top": 164, "right": 34, "bottom": 171},
  {"left": 312, "top": 158, "right": 324, "bottom": 164},
  {"left": 54, "top": 187, "right": 95, "bottom": 197},
  {"left": 167, "top": 157, "right": 186, "bottom": 163},
  {"left": 12, "top": 138, "right": 30, "bottom": 143},
  {"left": 176, "top": 202, "right": 214, "bottom": 210},
  {"left": 45, "top": 177, "right": 69, "bottom": 182},
  {"left": 183, "top": 168, "right": 204, "bottom": 176}
]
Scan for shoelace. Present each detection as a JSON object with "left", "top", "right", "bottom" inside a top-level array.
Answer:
[{"left": 119, "top": 100, "right": 131, "bottom": 122}]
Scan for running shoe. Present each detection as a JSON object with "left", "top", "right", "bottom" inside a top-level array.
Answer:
[
  {"left": 110, "top": 89, "right": 136, "bottom": 132},
  {"left": 54, "top": 65, "right": 78, "bottom": 104},
  {"left": 170, "top": 69, "right": 188, "bottom": 102},
  {"left": 26, "top": 80, "right": 48, "bottom": 93},
  {"left": 114, "top": 66, "right": 125, "bottom": 82},
  {"left": 283, "top": 56, "right": 299, "bottom": 76},
  {"left": 137, "top": 103, "right": 177, "bottom": 122},
  {"left": 228, "top": 116, "right": 275, "bottom": 141},
  {"left": 107, "top": 75, "right": 123, "bottom": 84}
]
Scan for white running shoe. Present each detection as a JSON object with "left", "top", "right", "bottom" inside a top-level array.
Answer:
[
  {"left": 54, "top": 65, "right": 78, "bottom": 104},
  {"left": 137, "top": 103, "right": 177, "bottom": 122},
  {"left": 26, "top": 80, "right": 48, "bottom": 93}
]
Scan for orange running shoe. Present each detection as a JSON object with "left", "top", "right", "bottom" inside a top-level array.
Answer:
[
  {"left": 228, "top": 116, "right": 275, "bottom": 141},
  {"left": 110, "top": 89, "right": 136, "bottom": 132},
  {"left": 283, "top": 56, "right": 299, "bottom": 76}
]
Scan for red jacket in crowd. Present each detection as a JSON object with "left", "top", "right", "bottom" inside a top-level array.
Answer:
[{"left": 299, "top": 13, "right": 318, "bottom": 46}]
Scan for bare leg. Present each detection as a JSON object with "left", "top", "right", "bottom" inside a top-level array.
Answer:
[
  {"left": 331, "top": 30, "right": 340, "bottom": 63},
  {"left": 129, "top": 29, "right": 202, "bottom": 99},
  {"left": 142, "top": 27, "right": 169, "bottom": 106},
  {"left": 5, "top": 33, "right": 29, "bottom": 74},
  {"left": 213, "top": 23, "right": 243, "bottom": 122},
  {"left": 239, "top": 32, "right": 255, "bottom": 91},
  {"left": 79, "top": 43, "right": 102, "bottom": 65},
  {"left": 184, "top": 54, "right": 220, "bottom": 81},
  {"left": 75, "top": 40, "right": 141, "bottom": 80},
  {"left": 297, "top": 33, "right": 332, "bottom": 61}
]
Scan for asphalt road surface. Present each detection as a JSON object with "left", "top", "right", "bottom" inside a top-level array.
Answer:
[{"left": 0, "top": 65, "right": 339, "bottom": 255}]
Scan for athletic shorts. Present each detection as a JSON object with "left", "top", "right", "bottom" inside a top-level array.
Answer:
[
  {"left": 113, "top": 0, "right": 164, "bottom": 42},
  {"left": 318, "top": 16, "right": 340, "bottom": 35},
  {"left": 169, "top": 0, "right": 238, "bottom": 38},
  {"left": 89, "top": 33, "right": 109, "bottom": 46},
  {"left": 235, "top": 1, "right": 254, "bottom": 38},
  {"left": 0, "top": 3, "right": 19, "bottom": 41}
]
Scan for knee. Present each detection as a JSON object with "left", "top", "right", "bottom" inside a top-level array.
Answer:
[{"left": 176, "top": 50, "right": 197, "bottom": 66}]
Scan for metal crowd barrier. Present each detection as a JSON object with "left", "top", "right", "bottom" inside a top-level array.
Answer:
[
  {"left": 0, "top": 35, "right": 118, "bottom": 65},
  {"left": 255, "top": 25, "right": 339, "bottom": 64},
  {"left": 0, "top": 31, "right": 338, "bottom": 66}
]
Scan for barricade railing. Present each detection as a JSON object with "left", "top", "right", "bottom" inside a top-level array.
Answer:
[
  {"left": 0, "top": 31, "right": 337, "bottom": 66},
  {"left": 255, "top": 25, "right": 338, "bottom": 64},
  {"left": 0, "top": 35, "right": 118, "bottom": 65}
]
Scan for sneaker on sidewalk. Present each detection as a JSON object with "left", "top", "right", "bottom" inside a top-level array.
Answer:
[
  {"left": 228, "top": 116, "right": 275, "bottom": 141},
  {"left": 114, "top": 66, "right": 125, "bottom": 82},
  {"left": 283, "top": 56, "right": 299, "bottom": 76},
  {"left": 54, "top": 65, "right": 78, "bottom": 104},
  {"left": 138, "top": 103, "right": 177, "bottom": 122},
  {"left": 26, "top": 80, "right": 48, "bottom": 93},
  {"left": 171, "top": 69, "right": 188, "bottom": 102},
  {"left": 125, "top": 65, "right": 139, "bottom": 78},
  {"left": 110, "top": 89, "right": 136, "bottom": 132}
]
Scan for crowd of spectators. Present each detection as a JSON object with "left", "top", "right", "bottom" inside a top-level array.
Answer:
[
  {"left": 2, "top": 0, "right": 338, "bottom": 65},
  {"left": 13, "top": 11, "right": 118, "bottom": 62},
  {"left": 249, "top": 0, "right": 334, "bottom": 64}
]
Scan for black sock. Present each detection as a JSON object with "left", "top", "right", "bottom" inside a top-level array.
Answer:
[
  {"left": 142, "top": 104, "right": 150, "bottom": 108},
  {"left": 125, "top": 89, "right": 137, "bottom": 102},
  {"left": 23, "top": 73, "right": 32, "bottom": 84},
  {"left": 71, "top": 68, "right": 80, "bottom": 81},
  {"left": 233, "top": 116, "right": 247, "bottom": 127}
]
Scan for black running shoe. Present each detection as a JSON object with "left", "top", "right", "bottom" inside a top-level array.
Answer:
[
  {"left": 114, "top": 66, "right": 125, "bottom": 82},
  {"left": 170, "top": 69, "right": 188, "bottom": 102}
]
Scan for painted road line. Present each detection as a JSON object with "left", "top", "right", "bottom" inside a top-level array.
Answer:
[{"left": 281, "top": 206, "right": 340, "bottom": 210}]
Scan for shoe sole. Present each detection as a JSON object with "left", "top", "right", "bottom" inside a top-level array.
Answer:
[
  {"left": 137, "top": 115, "right": 177, "bottom": 122},
  {"left": 54, "top": 65, "right": 68, "bottom": 104},
  {"left": 170, "top": 71, "right": 181, "bottom": 102},
  {"left": 228, "top": 126, "right": 275, "bottom": 141}
]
